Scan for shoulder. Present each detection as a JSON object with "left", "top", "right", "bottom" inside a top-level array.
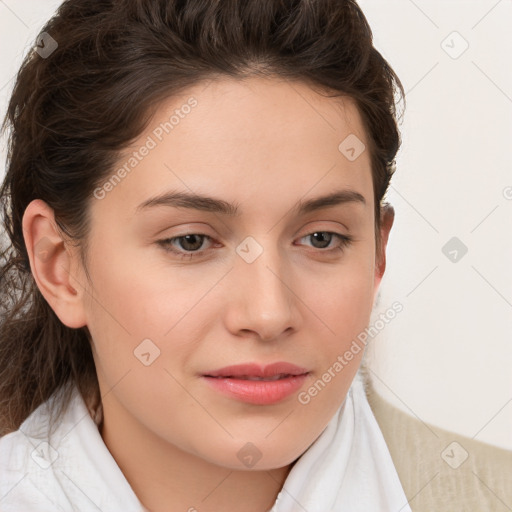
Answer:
[
  {"left": 365, "top": 380, "right": 512, "bottom": 512},
  {"left": 0, "top": 384, "right": 145, "bottom": 512},
  {"left": 0, "top": 392, "right": 68, "bottom": 511}
]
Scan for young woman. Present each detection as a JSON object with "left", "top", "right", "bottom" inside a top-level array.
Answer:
[{"left": 0, "top": 0, "right": 418, "bottom": 510}]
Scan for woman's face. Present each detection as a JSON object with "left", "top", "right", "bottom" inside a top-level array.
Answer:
[{"left": 70, "top": 76, "right": 389, "bottom": 469}]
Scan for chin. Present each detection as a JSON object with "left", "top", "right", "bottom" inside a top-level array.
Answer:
[{"left": 198, "top": 438, "right": 308, "bottom": 472}]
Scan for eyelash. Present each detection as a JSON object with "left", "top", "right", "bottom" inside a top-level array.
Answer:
[{"left": 157, "top": 231, "right": 353, "bottom": 260}]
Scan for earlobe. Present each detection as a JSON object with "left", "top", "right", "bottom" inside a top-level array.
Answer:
[
  {"left": 373, "top": 203, "right": 395, "bottom": 301},
  {"left": 22, "top": 199, "right": 87, "bottom": 328},
  {"left": 377, "top": 203, "right": 395, "bottom": 276}
]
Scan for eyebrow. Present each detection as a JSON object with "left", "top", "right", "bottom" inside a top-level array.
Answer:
[{"left": 136, "top": 189, "right": 366, "bottom": 216}]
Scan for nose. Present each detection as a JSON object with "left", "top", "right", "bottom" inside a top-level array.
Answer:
[{"left": 223, "top": 240, "right": 300, "bottom": 342}]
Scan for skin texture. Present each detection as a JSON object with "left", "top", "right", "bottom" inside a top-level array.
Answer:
[{"left": 23, "top": 76, "right": 394, "bottom": 512}]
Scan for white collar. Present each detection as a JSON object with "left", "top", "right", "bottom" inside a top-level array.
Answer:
[
  {"left": 270, "top": 371, "right": 411, "bottom": 511},
  {"left": 0, "top": 383, "right": 144, "bottom": 511}
]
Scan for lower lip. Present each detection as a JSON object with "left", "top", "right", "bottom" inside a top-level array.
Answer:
[{"left": 202, "top": 374, "right": 309, "bottom": 405}]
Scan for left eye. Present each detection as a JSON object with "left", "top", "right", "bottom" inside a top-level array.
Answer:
[
  {"left": 157, "top": 231, "right": 352, "bottom": 260},
  {"left": 298, "top": 231, "right": 351, "bottom": 250},
  {"left": 158, "top": 234, "right": 213, "bottom": 259}
]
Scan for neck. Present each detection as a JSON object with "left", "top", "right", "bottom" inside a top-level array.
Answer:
[{"left": 99, "top": 397, "right": 293, "bottom": 512}]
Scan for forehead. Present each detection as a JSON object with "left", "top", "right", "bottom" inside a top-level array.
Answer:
[{"left": 92, "top": 75, "right": 373, "bottom": 221}]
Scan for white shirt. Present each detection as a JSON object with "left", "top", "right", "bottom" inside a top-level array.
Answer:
[{"left": 0, "top": 372, "right": 410, "bottom": 511}]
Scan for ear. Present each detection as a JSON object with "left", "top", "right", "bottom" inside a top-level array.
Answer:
[
  {"left": 22, "top": 199, "right": 87, "bottom": 328},
  {"left": 373, "top": 203, "right": 395, "bottom": 302}
]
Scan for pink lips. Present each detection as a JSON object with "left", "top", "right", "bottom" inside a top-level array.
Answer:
[{"left": 202, "top": 362, "right": 310, "bottom": 405}]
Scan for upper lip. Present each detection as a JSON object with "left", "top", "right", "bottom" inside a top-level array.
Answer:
[{"left": 204, "top": 362, "right": 309, "bottom": 378}]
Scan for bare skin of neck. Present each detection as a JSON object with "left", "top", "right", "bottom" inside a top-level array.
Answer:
[{"left": 100, "top": 401, "right": 296, "bottom": 512}]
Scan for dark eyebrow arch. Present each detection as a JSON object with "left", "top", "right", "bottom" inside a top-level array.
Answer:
[{"left": 135, "top": 189, "right": 366, "bottom": 216}]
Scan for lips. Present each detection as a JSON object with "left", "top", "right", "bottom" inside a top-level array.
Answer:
[
  {"left": 217, "top": 374, "right": 290, "bottom": 381},
  {"left": 202, "top": 362, "right": 310, "bottom": 405},
  {"left": 204, "top": 362, "right": 309, "bottom": 379}
]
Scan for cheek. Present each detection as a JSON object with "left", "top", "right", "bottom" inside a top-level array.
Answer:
[
  {"left": 82, "top": 244, "right": 215, "bottom": 390},
  {"left": 84, "top": 244, "right": 177, "bottom": 334},
  {"left": 311, "top": 254, "right": 376, "bottom": 337},
  {"left": 81, "top": 247, "right": 166, "bottom": 375},
  {"left": 298, "top": 253, "right": 376, "bottom": 404},
  {"left": 295, "top": 265, "right": 375, "bottom": 412}
]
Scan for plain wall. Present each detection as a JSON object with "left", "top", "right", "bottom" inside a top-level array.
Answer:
[
  {"left": 359, "top": 0, "right": 512, "bottom": 451},
  {"left": 1, "top": 0, "right": 511, "bottom": 450}
]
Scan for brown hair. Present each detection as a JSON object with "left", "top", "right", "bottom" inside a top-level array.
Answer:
[{"left": 0, "top": 0, "right": 405, "bottom": 435}]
